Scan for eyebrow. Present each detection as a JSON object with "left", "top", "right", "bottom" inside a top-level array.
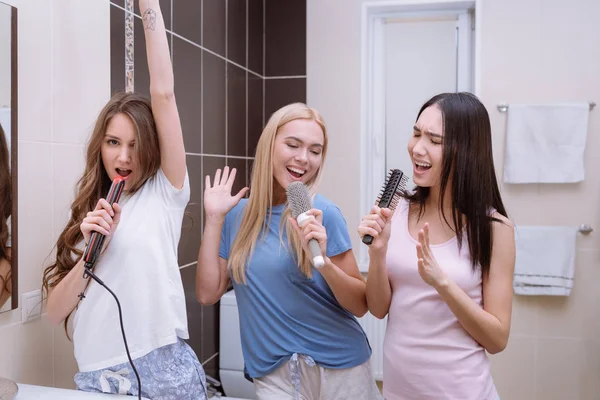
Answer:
[
  {"left": 286, "top": 136, "right": 323, "bottom": 148},
  {"left": 105, "top": 134, "right": 135, "bottom": 143},
  {"left": 413, "top": 125, "right": 443, "bottom": 139}
]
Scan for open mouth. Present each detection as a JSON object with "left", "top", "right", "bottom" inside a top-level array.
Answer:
[
  {"left": 415, "top": 161, "right": 432, "bottom": 173},
  {"left": 116, "top": 168, "right": 132, "bottom": 178},
  {"left": 287, "top": 166, "right": 306, "bottom": 179}
]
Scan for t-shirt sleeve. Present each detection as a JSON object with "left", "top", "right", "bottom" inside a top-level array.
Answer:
[
  {"left": 153, "top": 167, "right": 191, "bottom": 209},
  {"left": 322, "top": 204, "right": 353, "bottom": 258}
]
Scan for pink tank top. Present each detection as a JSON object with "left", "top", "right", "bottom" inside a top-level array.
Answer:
[{"left": 383, "top": 199, "right": 497, "bottom": 400}]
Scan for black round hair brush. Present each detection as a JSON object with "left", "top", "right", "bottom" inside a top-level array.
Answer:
[{"left": 362, "top": 168, "right": 408, "bottom": 245}]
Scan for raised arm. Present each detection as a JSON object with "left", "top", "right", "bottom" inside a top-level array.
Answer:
[
  {"left": 196, "top": 167, "right": 248, "bottom": 304},
  {"left": 139, "top": 0, "right": 186, "bottom": 188}
]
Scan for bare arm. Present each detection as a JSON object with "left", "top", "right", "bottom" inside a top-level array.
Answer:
[
  {"left": 359, "top": 206, "right": 393, "bottom": 319},
  {"left": 196, "top": 216, "right": 231, "bottom": 305},
  {"left": 196, "top": 167, "right": 247, "bottom": 305},
  {"left": 420, "top": 215, "right": 515, "bottom": 354},
  {"left": 365, "top": 249, "right": 392, "bottom": 319},
  {"left": 294, "top": 208, "right": 368, "bottom": 317},
  {"left": 320, "top": 250, "right": 368, "bottom": 317},
  {"left": 139, "top": 0, "right": 186, "bottom": 189},
  {"left": 45, "top": 258, "right": 89, "bottom": 325}
]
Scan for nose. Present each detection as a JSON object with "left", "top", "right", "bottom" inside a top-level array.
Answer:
[
  {"left": 412, "top": 137, "right": 427, "bottom": 157},
  {"left": 294, "top": 148, "right": 309, "bottom": 164},
  {"left": 118, "top": 145, "right": 132, "bottom": 163}
]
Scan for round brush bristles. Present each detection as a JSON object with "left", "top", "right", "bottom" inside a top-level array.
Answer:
[{"left": 286, "top": 182, "right": 313, "bottom": 218}]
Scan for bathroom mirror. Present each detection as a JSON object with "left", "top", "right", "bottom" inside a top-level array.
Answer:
[{"left": 0, "top": 1, "right": 17, "bottom": 313}]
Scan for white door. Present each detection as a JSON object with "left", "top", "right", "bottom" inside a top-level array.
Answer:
[{"left": 384, "top": 13, "right": 473, "bottom": 181}]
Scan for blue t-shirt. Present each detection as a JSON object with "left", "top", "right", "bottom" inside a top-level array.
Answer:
[{"left": 219, "top": 194, "right": 372, "bottom": 378}]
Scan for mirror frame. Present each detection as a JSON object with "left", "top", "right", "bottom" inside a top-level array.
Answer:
[{"left": 7, "top": 3, "right": 17, "bottom": 310}]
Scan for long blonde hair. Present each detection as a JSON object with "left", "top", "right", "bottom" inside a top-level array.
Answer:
[
  {"left": 229, "top": 103, "right": 328, "bottom": 284},
  {"left": 42, "top": 92, "right": 161, "bottom": 337}
]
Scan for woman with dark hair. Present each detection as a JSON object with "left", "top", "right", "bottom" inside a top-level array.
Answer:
[
  {"left": 358, "top": 92, "right": 515, "bottom": 400},
  {"left": 41, "top": 1, "right": 205, "bottom": 398},
  {"left": 0, "top": 123, "right": 11, "bottom": 311}
]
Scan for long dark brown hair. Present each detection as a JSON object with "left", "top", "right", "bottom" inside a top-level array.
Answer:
[
  {"left": 405, "top": 92, "right": 507, "bottom": 277},
  {"left": 42, "top": 92, "right": 161, "bottom": 335}
]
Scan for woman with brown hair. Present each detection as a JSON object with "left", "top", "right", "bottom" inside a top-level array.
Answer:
[
  {"left": 42, "top": 1, "right": 205, "bottom": 398},
  {"left": 0, "top": 122, "right": 11, "bottom": 311}
]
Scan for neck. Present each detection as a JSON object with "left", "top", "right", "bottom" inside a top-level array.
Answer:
[
  {"left": 424, "top": 183, "right": 454, "bottom": 219},
  {"left": 272, "top": 182, "right": 286, "bottom": 206}
]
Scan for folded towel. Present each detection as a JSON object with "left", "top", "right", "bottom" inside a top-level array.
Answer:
[
  {"left": 503, "top": 103, "right": 589, "bottom": 183},
  {"left": 513, "top": 226, "right": 577, "bottom": 296}
]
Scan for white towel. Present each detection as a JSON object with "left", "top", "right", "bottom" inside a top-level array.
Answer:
[
  {"left": 503, "top": 103, "right": 589, "bottom": 183},
  {"left": 513, "top": 226, "right": 577, "bottom": 296}
]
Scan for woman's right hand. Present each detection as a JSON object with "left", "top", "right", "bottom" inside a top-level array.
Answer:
[
  {"left": 358, "top": 206, "right": 393, "bottom": 252},
  {"left": 80, "top": 199, "right": 122, "bottom": 253},
  {"left": 204, "top": 167, "right": 249, "bottom": 220}
]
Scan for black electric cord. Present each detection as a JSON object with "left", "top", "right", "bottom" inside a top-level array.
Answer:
[{"left": 82, "top": 263, "right": 142, "bottom": 400}]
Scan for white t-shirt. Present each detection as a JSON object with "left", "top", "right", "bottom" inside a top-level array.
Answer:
[{"left": 73, "top": 168, "right": 190, "bottom": 372}]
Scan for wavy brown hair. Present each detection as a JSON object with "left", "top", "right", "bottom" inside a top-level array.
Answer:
[
  {"left": 0, "top": 123, "right": 11, "bottom": 263},
  {"left": 42, "top": 92, "right": 161, "bottom": 336},
  {"left": 0, "top": 123, "right": 11, "bottom": 305}
]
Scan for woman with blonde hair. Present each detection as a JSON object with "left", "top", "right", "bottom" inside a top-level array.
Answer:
[
  {"left": 196, "top": 102, "right": 381, "bottom": 399},
  {"left": 42, "top": 1, "right": 205, "bottom": 398}
]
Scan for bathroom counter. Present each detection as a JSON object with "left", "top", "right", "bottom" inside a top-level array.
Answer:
[{"left": 16, "top": 383, "right": 149, "bottom": 399}]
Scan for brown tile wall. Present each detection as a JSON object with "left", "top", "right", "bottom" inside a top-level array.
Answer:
[{"left": 109, "top": 0, "right": 306, "bottom": 383}]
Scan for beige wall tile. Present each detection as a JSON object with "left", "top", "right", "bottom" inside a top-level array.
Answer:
[
  {"left": 0, "top": 322, "right": 17, "bottom": 379},
  {"left": 52, "top": 0, "right": 111, "bottom": 145},
  {"left": 536, "top": 251, "right": 600, "bottom": 340},
  {"left": 11, "top": 318, "right": 54, "bottom": 386},
  {"left": 51, "top": 144, "right": 85, "bottom": 240},
  {"left": 17, "top": 141, "right": 54, "bottom": 294},
  {"left": 509, "top": 295, "right": 539, "bottom": 337},
  {"left": 490, "top": 336, "right": 536, "bottom": 400},
  {"left": 53, "top": 325, "right": 77, "bottom": 389},
  {"left": 535, "top": 338, "right": 600, "bottom": 400},
  {"left": 11, "top": 0, "right": 53, "bottom": 143}
]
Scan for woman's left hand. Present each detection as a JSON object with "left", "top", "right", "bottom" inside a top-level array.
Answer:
[
  {"left": 416, "top": 223, "right": 448, "bottom": 289},
  {"left": 290, "top": 208, "right": 327, "bottom": 264}
]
